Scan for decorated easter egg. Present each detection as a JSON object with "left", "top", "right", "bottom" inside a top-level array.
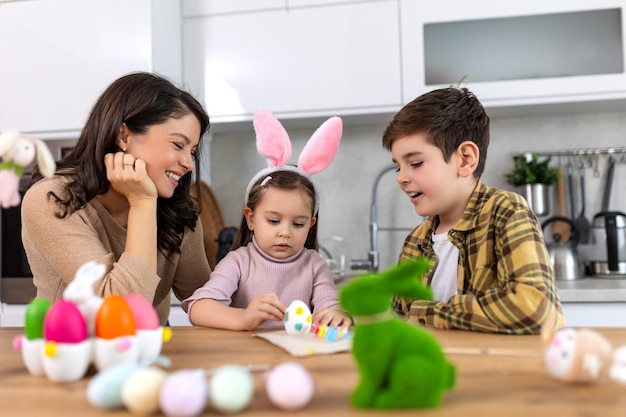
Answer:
[
  {"left": 159, "top": 369, "right": 208, "bottom": 417},
  {"left": 24, "top": 298, "right": 52, "bottom": 340},
  {"left": 210, "top": 365, "right": 253, "bottom": 414},
  {"left": 125, "top": 294, "right": 164, "bottom": 361},
  {"left": 284, "top": 300, "right": 312, "bottom": 336},
  {"left": 544, "top": 327, "right": 613, "bottom": 383},
  {"left": 124, "top": 294, "right": 159, "bottom": 330},
  {"left": 96, "top": 295, "right": 136, "bottom": 339},
  {"left": 121, "top": 367, "right": 168, "bottom": 414},
  {"left": 610, "top": 345, "right": 626, "bottom": 384},
  {"left": 266, "top": 362, "right": 314, "bottom": 410},
  {"left": 87, "top": 362, "right": 145, "bottom": 409},
  {"left": 44, "top": 299, "right": 88, "bottom": 343}
]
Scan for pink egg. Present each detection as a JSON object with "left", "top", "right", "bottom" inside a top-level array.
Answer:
[
  {"left": 159, "top": 369, "right": 208, "bottom": 417},
  {"left": 44, "top": 300, "right": 88, "bottom": 343},
  {"left": 266, "top": 362, "right": 314, "bottom": 410},
  {"left": 125, "top": 294, "right": 159, "bottom": 330}
]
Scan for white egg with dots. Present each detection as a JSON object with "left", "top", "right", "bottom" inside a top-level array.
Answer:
[{"left": 284, "top": 300, "right": 312, "bottom": 336}]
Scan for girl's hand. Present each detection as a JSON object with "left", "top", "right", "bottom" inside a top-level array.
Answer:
[
  {"left": 104, "top": 151, "right": 157, "bottom": 204},
  {"left": 242, "top": 293, "right": 285, "bottom": 330},
  {"left": 313, "top": 308, "right": 352, "bottom": 328}
]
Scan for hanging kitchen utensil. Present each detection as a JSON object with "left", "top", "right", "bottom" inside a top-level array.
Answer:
[
  {"left": 566, "top": 156, "right": 576, "bottom": 219},
  {"left": 600, "top": 155, "right": 615, "bottom": 212},
  {"left": 573, "top": 159, "right": 590, "bottom": 244},
  {"left": 551, "top": 158, "right": 571, "bottom": 242}
]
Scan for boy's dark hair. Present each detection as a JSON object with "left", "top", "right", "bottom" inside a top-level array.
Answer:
[
  {"left": 233, "top": 169, "right": 319, "bottom": 251},
  {"left": 382, "top": 87, "right": 490, "bottom": 178}
]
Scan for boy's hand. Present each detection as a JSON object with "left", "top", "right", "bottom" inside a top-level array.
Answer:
[
  {"left": 313, "top": 308, "right": 352, "bottom": 328},
  {"left": 242, "top": 293, "right": 285, "bottom": 330}
]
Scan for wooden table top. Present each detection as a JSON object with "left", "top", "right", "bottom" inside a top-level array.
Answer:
[{"left": 2, "top": 326, "right": 626, "bottom": 416}]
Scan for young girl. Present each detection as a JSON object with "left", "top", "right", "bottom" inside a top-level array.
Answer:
[
  {"left": 183, "top": 110, "right": 352, "bottom": 330},
  {"left": 21, "top": 72, "right": 212, "bottom": 325}
]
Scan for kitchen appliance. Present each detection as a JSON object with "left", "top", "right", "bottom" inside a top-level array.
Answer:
[
  {"left": 588, "top": 155, "right": 626, "bottom": 277},
  {"left": 0, "top": 175, "right": 37, "bottom": 303},
  {"left": 588, "top": 211, "right": 626, "bottom": 277},
  {"left": 0, "top": 138, "right": 76, "bottom": 303},
  {"left": 542, "top": 216, "right": 584, "bottom": 281}
]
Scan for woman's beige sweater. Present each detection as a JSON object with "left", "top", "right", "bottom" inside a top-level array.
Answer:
[{"left": 21, "top": 176, "right": 211, "bottom": 325}]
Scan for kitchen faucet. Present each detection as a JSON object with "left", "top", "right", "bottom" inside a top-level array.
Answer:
[{"left": 350, "top": 164, "right": 397, "bottom": 272}]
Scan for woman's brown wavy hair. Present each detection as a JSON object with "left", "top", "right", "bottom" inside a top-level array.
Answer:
[{"left": 30, "top": 72, "right": 210, "bottom": 255}]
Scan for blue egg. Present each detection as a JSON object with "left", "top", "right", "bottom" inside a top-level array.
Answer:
[{"left": 86, "top": 362, "right": 144, "bottom": 409}]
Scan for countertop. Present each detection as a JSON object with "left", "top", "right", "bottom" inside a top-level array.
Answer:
[
  {"left": 3, "top": 326, "right": 626, "bottom": 416},
  {"left": 556, "top": 277, "right": 626, "bottom": 302}
]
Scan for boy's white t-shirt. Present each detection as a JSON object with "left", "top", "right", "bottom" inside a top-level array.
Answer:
[{"left": 430, "top": 232, "right": 459, "bottom": 302}]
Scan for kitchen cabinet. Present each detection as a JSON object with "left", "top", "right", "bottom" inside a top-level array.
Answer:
[
  {"left": 182, "top": 0, "right": 285, "bottom": 16},
  {"left": 182, "top": 0, "right": 377, "bottom": 19},
  {"left": 0, "top": 0, "right": 153, "bottom": 136},
  {"left": 182, "top": 0, "right": 402, "bottom": 123},
  {"left": 400, "top": 0, "right": 626, "bottom": 113},
  {"left": 562, "top": 303, "right": 626, "bottom": 327}
]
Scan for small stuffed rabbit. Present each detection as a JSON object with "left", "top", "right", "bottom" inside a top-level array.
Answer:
[
  {"left": 0, "top": 130, "right": 56, "bottom": 208},
  {"left": 63, "top": 260, "right": 106, "bottom": 336},
  {"left": 339, "top": 259, "right": 456, "bottom": 409}
]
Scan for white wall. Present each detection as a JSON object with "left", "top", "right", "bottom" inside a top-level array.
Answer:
[{"left": 209, "top": 109, "right": 626, "bottom": 272}]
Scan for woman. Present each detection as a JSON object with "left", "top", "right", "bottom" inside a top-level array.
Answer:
[{"left": 21, "top": 72, "right": 212, "bottom": 325}]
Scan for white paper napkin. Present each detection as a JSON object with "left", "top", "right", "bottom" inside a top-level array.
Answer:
[{"left": 254, "top": 330, "right": 352, "bottom": 357}]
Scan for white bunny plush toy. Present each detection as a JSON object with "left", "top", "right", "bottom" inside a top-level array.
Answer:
[{"left": 0, "top": 130, "right": 56, "bottom": 208}]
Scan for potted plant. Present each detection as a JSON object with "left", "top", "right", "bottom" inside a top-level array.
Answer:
[{"left": 505, "top": 152, "right": 560, "bottom": 216}]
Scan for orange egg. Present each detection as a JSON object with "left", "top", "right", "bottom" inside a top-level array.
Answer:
[{"left": 96, "top": 295, "right": 136, "bottom": 339}]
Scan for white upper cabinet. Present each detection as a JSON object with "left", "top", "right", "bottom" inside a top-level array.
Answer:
[
  {"left": 182, "top": 0, "right": 285, "bottom": 16},
  {"left": 0, "top": 0, "right": 152, "bottom": 136},
  {"left": 183, "top": 0, "right": 402, "bottom": 123},
  {"left": 400, "top": 0, "right": 626, "bottom": 111}
]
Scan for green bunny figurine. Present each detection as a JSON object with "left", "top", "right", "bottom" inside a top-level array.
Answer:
[{"left": 339, "top": 259, "right": 456, "bottom": 409}]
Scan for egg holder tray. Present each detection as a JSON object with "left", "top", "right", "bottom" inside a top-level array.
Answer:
[{"left": 13, "top": 293, "right": 170, "bottom": 383}]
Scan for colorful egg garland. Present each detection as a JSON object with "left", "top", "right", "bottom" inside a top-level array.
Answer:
[{"left": 87, "top": 362, "right": 315, "bottom": 415}]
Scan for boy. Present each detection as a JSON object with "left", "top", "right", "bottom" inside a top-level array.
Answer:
[{"left": 382, "top": 87, "right": 564, "bottom": 334}]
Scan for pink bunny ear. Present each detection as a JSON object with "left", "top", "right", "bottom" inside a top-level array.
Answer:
[
  {"left": 298, "top": 116, "right": 342, "bottom": 175},
  {"left": 253, "top": 109, "right": 292, "bottom": 168}
]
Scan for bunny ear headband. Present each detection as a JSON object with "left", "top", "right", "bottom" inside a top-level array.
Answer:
[{"left": 244, "top": 109, "right": 343, "bottom": 214}]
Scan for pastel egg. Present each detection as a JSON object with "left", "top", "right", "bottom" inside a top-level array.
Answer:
[
  {"left": 266, "top": 362, "right": 314, "bottom": 410},
  {"left": 24, "top": 298, "right": 52, "bottom": 340},
  {"left": 44, "top": 300, "right": 88, "bottom": 343},
  {"left": 283, "top": 300, "right": 312, "bottom": 336},
  {"left": 96, "top": 295, "right": 136, "bottom": 339},
  {"left": 87, "top": 362, "right": 145, "bottom": 409},
  {"left": 159, "top": 369, "right": 208, "bottom": 417},
  {"left": 121, "top": 367, "right": 168, "bottom": 414},
  {"left": 210, "top": 365, "right": 253, "bottom": 414},
  {"left": 125, "top": 294, "right": 159, "bottom": 330}
]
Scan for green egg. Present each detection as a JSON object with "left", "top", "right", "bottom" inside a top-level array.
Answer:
[{"left": 24, "top": 298, "right": 52, "bottom": 340}]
